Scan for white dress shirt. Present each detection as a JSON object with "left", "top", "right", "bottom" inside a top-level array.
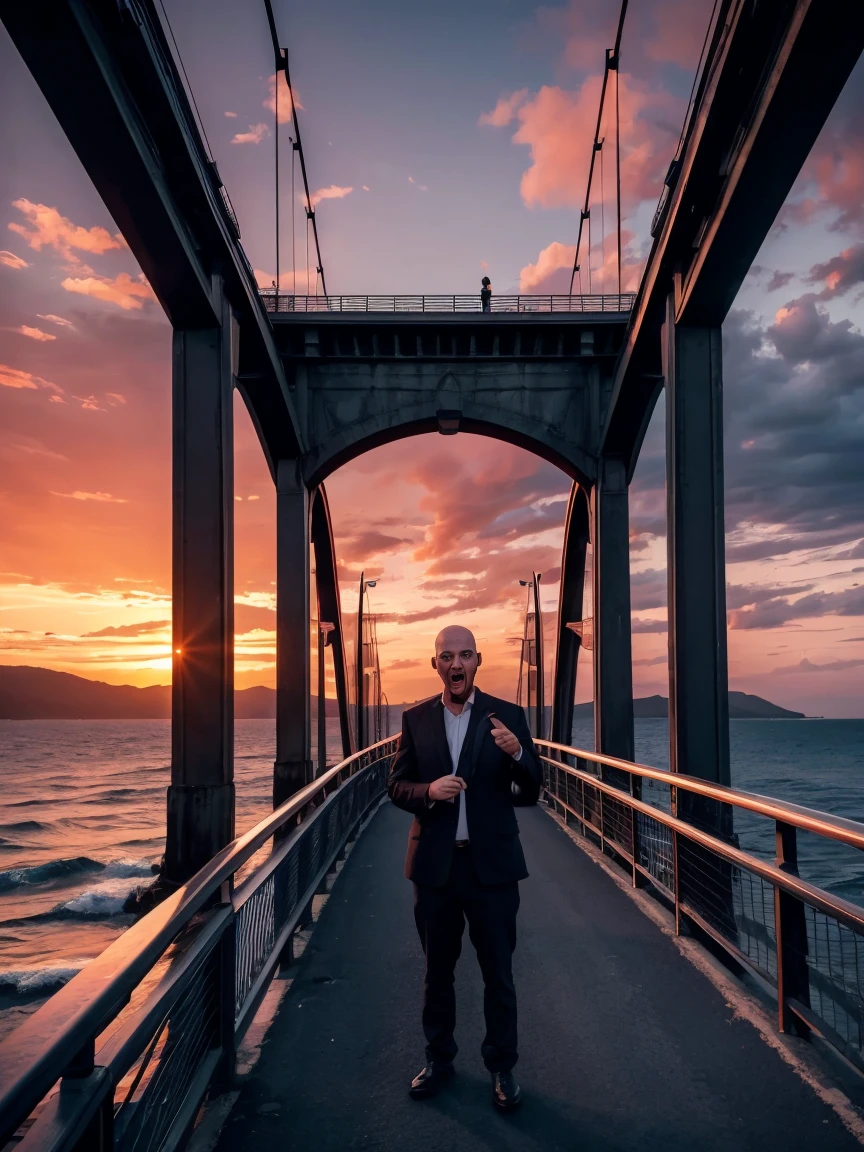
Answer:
[{"left": 440, "top": 690, "right": 522, "bottom": 841}]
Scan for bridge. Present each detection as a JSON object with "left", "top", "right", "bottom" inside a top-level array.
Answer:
[{"left": 1, "top": 0, "right": 864, "bottom": 1147}]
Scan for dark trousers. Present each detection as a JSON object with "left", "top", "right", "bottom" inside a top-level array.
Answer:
[{"left": 413, "top": 847, "right": 520, "bottom": 1073}]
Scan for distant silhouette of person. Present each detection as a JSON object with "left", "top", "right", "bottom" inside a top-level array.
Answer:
[
  {"left": 480, "top": 276, "right": 492, "bottom": 312},
  {"left": 388, "top": 624, "right": 541, "bottom": 1112}
]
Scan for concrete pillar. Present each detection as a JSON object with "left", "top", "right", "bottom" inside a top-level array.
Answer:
[
  {"left": 165, "top": 281, "right": 237, "bottom": 885},
  {"left": 274, "top": 459, "right": 312, "bottom": 808},
  {"left": 592, "top": 457, "right": 635, "bottom": 764},
  {"left": 663, "top": 296, "right": 731, "bottom": 817},
  {"left": 551, "top": 484, "right": 590, "bottom": 747},
  {"left": 311, "top": 487, "right": 355, "bottom": 759}
]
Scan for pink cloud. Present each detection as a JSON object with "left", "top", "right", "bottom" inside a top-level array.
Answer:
[
  {"left": 231, "top": 123, "right": 269, "bottom": 145},
  {"left": 519, "top": 241, "right": 576, "bottom": 292},
  {"left": 0, "top": 250, "right": 28, "bottom": 270},
  {"left": 37, "top": 314, "right": 74, "bottom": 329},
  {"left": 264, "top": 72, "right": 302, "bottom": 124},
  {"left": 310, "top": 185, "right": 354, "bottom": 207},
  {"left": 478, "top": 89, "right": 529, "bottom": 127},
  {"left": 224, "top": 111, "right": 238, "bottom": 118},
  {"left": 520, "top": 233, "right": 642, "bottom": 294},
  {"left": 60, "top": 272, "right": 155, "bottom": 310},
  {"left": 9, "top": 200, "right": 125, "bottom": 259},
  {"left": 486, "top": 76, "right": 679, "bottom": 212}
]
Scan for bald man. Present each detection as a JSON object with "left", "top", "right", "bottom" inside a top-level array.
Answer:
[{"left": 387, "top": 625, "right": 541, "bottom": 1112}]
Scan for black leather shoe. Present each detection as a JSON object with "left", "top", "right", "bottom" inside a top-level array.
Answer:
[
  {"left": 409, "top": 1062, "right": 454, "bottom": 1099},
  {"left": 491, "top": 1070, "right": 522, "bottom": 1111}
]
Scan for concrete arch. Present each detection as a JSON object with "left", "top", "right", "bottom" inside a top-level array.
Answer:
[{"left": 301, "top": 402, "right": 597, "bottom": 489}]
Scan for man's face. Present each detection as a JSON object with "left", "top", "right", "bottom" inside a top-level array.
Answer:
[{"left": 432, "top": 626, "right": 482, "bottom": 702}]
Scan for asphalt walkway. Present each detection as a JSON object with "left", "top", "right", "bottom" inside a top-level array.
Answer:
[{"left": 214, "top": 802, "right": 859, "bottom": 1151}]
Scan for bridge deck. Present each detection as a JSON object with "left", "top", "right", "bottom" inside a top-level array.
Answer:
[{"left": 214, "top": 803, "right": 858, "bottom": 1152}]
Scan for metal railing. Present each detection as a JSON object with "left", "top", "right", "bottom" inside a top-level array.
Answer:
[
  {"left": 536, "top": 738, "right": 864, "bottom": 1069},
  {"left": 260, "top": 292, "right": 636, "bottom": 315},
  {"left": 0, "top": 736, "right": 399, "bottom": 1152}
]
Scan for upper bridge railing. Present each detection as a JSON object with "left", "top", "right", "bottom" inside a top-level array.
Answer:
[
  {"left": 260, "top": 292, "right": 636, "bottom": 315},
  {"left": 535, "top": 738, "right": 864, "bottom": 1069},
  {"left": 4, "top": 734, "right": 864, "bottom": 1149}
]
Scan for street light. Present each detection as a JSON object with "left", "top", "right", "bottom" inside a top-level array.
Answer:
[
  {"left": 357, "top": 573, "right": 380, "bottom": 751},
  {"left": 517, "top": 572, "right": 544, "bottom": 740}
]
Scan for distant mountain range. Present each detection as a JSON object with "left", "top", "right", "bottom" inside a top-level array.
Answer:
[
  {"left": 574, "top": 692, "right": 804, "bottom": 719},
  {"left": 0, "top": 666, "right": 805, "bottom": 720}
]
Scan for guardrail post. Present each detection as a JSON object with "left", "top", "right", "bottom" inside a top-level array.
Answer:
[
  {"left": 214, "top": 883, "right": 237, "bottom": 1089},
  {"left": 774, "top": 821, "right": 811, "bottom": 1035},
  {"left": 63, "top": 1040, "right": 113, "bottom": 1152}
]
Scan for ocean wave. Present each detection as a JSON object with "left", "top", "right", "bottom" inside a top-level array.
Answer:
[
  {"left": 0, "top": 821, "right": 47, "bottom": 834},
  {"left": 0, "top": 960, "right": 92, "bottom": 995},
  {"left": 48, "top": 879, "right": 141, "bottom": 919},
  {"left": 0, "top": 857, "right": 102, "bottom": 892},
  {"left": 0, "top": 857, "right": 155, "bottom": 893}
]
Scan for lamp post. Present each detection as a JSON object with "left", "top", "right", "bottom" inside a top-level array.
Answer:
[
  {"left": 519, "top": 573, "right": 544, "bottom": 740},
  {"left": 356, "top": 573, "right": 377, "bottom": 751},
  {"left": 318, "top": 621, "right": 335, "bottom": 775}
]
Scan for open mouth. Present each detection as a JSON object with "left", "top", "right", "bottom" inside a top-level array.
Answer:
[{"left": 449, "top": 670, "right": 466, "bottom": 690}]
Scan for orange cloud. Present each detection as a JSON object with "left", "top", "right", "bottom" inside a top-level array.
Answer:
[
  {"left": 9, "top": 199, "right": 125, "bottom": 258},
  {"left": 310, "top": 185, "right": 353, "bottom": 207},
  {"left": 264, "top": 72, "right": 302, "bottom": 124},
  {"left": 231, "top": 123, "right": 269, "bottom": 145},
  {"left": 60, "top": 272, "right": 155, "bottom": 310},
  {"left": 50, "top": 490, "right": 128, "bottom": 503},
  {"left": 0, "top": 250, "right": 28, "bottom": 270},
  {"left": 519, "top": 241, "right": 576, "bottom": 292},
  {"left": 9, "top": 325, "right": 56, "bottom": 342},
  {"left": 0, "top": 363, "right": 63, "bottom": 395}
]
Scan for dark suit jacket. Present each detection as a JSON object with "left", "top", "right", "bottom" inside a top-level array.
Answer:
[{"left": 387, "top": 689, "right": 542, "bottom": 887}]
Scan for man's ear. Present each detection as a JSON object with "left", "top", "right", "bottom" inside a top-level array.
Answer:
[
  {"left": 476, "top": 652, "right": 483, "bottom": 667},
  {"left": 430, "top": 656, "right": 437, "bottom": 670}
]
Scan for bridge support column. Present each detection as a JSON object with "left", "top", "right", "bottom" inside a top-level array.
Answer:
[
  {"left": 165, "top": 283, "right": 237, "bottom": 885},
  {"left": 551, "top": 484, "right": 590, "bottom": 747},
  {"left": 274, "top": 459, "right": 313, "bottom": 808},
  {"left": 592, "top": 458, "right": 634, "bottom": 765},
  {"left": 663, "top": 298, "right": 730, "bottom": 812},
  {"left": 311, "top": 488, "right": 355, "bottom": 760}
]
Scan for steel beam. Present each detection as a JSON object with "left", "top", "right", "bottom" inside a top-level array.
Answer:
[
  {"left": 274, "top": 461, "right": 313, "bottom": 808},
  {"left": 592, "top": 459, "right": 634, "bottom": 763},
  {"left": 663, "top": 299, "right": 730, "bottom": 796},
  {"left": 551, "top": 485, "right": 590, "bottom": 746},
  {"left": 602, "top": 0, "right": 864, "bottom": 473},
  {"left": 311, "top": 487, "right": 355, "bottom": 759},
  {"left": 165, "top": 283, "right": 236, "bottom": 884}
]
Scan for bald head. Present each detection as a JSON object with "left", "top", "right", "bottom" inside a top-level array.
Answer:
[
  {"left": 432, "top": 624, "right": 482, "bottom": 705},
  {"left": 435, "top": 624, "right": 477, "bottom": 655}
]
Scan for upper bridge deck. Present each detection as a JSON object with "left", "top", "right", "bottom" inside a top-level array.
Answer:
[{"left": 260, "top": 292, "right": 636, "bottom": 318}]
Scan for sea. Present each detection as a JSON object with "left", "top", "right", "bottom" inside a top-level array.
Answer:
[{"left": 0, "top": 716, "right": 862, "bottom": 1040}]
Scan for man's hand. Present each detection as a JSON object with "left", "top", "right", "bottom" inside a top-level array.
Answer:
[
  {"left": 489, "top": 714, "right": 521, "bottom": 757},
  {"left": 429, "top": 775, "right": 467, "bottom": 802}
]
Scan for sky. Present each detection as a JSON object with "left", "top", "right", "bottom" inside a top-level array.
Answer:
[{"left": 1, "top": 0, "right": 863, "bottom": 717}]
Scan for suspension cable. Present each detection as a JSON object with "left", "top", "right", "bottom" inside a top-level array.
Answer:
[
  {"left": 568, "top": 0, "right": 628, "bottom": 295},
  {"left": 262, "top": 0, "right": 328, "bottom": 296}
]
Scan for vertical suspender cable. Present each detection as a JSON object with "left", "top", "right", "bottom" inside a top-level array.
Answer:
[
  {"left": 274, "top": 49, "right": 280, "bottom": 294},
  {"left": 291, "top": 138, "right": 296, "bottom": 293},
  {"left": 568, "top": 0, "right": 628, "bottom": 295},
  {"left": 262, "top": 0, "right": 328, "bottom": 295},
  {"left": 600, "top": 140, "right": 606, "bottom": 292},
  {"left": 615, "top": 63, "right": 622, "bottom": 297}
]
